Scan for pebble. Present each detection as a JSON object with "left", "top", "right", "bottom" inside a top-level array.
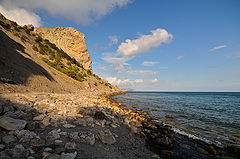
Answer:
[
  {"left": 2, "top": 135, "right": 17, "bottom": 144},
  {"left": 55, "top": 139, "right": 63, "bottom": 145},
  {"left": 63, "top": 123, "right": 76, "bottom": 128},
  {"left": 60, "top": 151, "right": 77, "bottom": 159},
  {"left": 65, "top": 142, "right": 76, "bottom": 150}
]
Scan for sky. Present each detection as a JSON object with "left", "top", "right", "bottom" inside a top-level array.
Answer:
[{"left": 0, "top": 0, "right": 240, "bottom": 91}]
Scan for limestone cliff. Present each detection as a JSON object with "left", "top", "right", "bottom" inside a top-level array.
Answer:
[{"left": 34, "top": 27, "right": 92, "bottom": 71}]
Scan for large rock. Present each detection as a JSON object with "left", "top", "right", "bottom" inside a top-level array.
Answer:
[
  {"left": 0, "top": 116, "right": 26, "bottom": 130},
  {"left": 34, "top": 27, "right": 92, "bottom": 71},
  {"left": 98, "top": 129, "right": 116, "bottom": 145}
]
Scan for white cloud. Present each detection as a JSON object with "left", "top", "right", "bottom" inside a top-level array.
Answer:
[
  {"left": 142, "top": 61, "right": 158, "bottom": 66},
  {"left": 151, "top": 78, "right": 158, "bottom": 83},
  {"left": 209, "top": 45, "right": 227, "bottom": 52},
  {"left": 102, "top": 54, "right": 132, "bottom": 73},
  {"left": 127, "top": 70, "right": 157, "bottom": 76},
  {"left": 106, "top": 76, "right": 131, "bottom": 86},
  {"left": 0, "top": 5, "right": 41, "bottom": 26},
  {"left": 106, "top": 77, "right": 143, "bottom": 89},
  {"left": 116, "top": 28, "right": 173, "bottom": 57},
  {"left": 134, "top": 79, "right": 143, "bottom": 84},
  {"left": 0, "top": 0, "right": 132, "bottom": 25},
  {"left": 176, "top": 56, "right": 183, "bottom": 61}
]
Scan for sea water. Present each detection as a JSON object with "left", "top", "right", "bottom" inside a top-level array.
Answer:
[{"left": 114, "top": 92, "right": 240, "bottom": 146}]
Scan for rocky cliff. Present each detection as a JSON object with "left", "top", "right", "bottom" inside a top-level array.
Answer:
[{"left": 34, "top": 27, "right": 92, "bottom": 71}]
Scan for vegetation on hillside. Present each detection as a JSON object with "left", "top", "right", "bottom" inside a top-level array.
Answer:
[{"left": 0, "top": 14, "right": 114, "bottom": 88}]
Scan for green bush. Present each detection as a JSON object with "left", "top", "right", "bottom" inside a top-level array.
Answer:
[
  {"left": 22, "top": 25, "right": 32, "bottom": 35},
  {"left": 14, "top": 33, "right": 20, "bottom": 37},
  {"left": 87, "top": 70, "right": 92, "bottom": 75},
  {"left": 94, "top": 82, "right": 98, "bottom": 86},
  {"left": 21, "top": 35, "right": 28, "bottom": 43},
  {"left": 35, "top": 36, "right": 43, "bottom": 43},
  {"left": 14, "top": 26, "right": 20, "bottom": 32},
  {"left": 0, "top": 21, "right": 11, "bottom": 30},
  {"left": 32, "top": 45, "right": 38, "bottom": 52}
]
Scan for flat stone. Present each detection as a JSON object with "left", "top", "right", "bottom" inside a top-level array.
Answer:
[
  {"left": 33, "top": 114, "right": 45, "bottom": 121},
  {"left": 98, "top": 129, "right": 116, "bottom": 145},
  {"left": 65, "top": 142, "right": 76, "bottom": 150},
  {"left": 110, "top": 123, "right": 117, "bottom": 128},
  {"left": 44, "top": 147, "right": 53, "bottom": 152},
  {"left": 60, "top": 152, "right": 77, "bottom": 159},
  {"left": 59, "top": 132, "right": 67, "bottom": 136},
  {"left": 55, "top": 140, "right": 63, "bottom": 145},
  {"left": 2, "top": 135, "right": 17, "bottom": 144},
  {"left": 0, "top": 116, "right": 26, "bottom": 130},
  {"left": 63, "top": 124, "right": 75, "bottom": 128},
  {"left": 42, "top": 152, "right": 60, "bottom": 159},
  {"left": 30, "top": 138, "right": 45, "bottom": 147},
  {"left": 46, "top": 129, "right": 60, "bottom": 140},
  {"left": 73, "top": 119, "right": 86, "bottom": 127}
]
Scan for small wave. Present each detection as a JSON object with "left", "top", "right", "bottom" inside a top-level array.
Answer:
[{"left": 171, "top": 127, "right": 223, "bottom": 147}]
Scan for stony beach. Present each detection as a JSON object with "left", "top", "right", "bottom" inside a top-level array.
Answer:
[{"left": 0, "top": 91, "right": 239, "bottom": 159}]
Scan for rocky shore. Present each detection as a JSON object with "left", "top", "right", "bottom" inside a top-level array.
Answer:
[{"left": 0, "top": 91, "right": 239, "bottom": 159}]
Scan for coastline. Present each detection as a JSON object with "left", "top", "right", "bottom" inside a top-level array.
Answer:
[{"left": 0, "top": 91, "right": 239, "bottom": 159}]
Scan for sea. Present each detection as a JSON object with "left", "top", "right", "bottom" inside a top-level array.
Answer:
[{"left": 114, "top": 92, "right": 240, "bottom": 147}]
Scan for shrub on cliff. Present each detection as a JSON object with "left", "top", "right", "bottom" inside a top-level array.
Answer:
[
  {"left": 0, "top": 21, "right": 11, "bottom": 30},
  {"left": 35, "top": 36, "right": 43, "bottom": 43},
  {"left": 32, "top": 45, "right": 38, "bottom": 52}
]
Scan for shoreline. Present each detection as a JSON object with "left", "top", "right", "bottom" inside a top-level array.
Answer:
[
  {"left": 0, "top": 91, "right": 239, "bottom": 158},
  {"left": 109, "top": 92, "right": 240, "bottom": 158}
]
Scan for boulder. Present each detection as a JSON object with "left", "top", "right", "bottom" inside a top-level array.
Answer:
[
  {"left": 98, "top": 129, "right": 116, "bottom": 145},
  {"left": 0, "top": 116, "right": 26, "bottom": 130}
]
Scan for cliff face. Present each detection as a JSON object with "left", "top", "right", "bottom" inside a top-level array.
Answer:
[{"left": 34, "top": 27, "right": 92, "bottom": 71}]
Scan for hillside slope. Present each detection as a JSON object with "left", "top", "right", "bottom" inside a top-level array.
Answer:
[{"left": 0, "top": 13, "right": 121, "bottom": 93}]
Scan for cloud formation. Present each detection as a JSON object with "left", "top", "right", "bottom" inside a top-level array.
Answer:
[
  {"left": 142, "top": 61, "right": 158, "bottom": 66},
  {"left": 151, "top": 78, "right": 158, "bottom": 83},
  {"left": 106, "top": 77, "right": 131, "bottom": 86},
  {"left": 0, "top": 5, "right": 41, "bottom": 26},
  {"left": 209, "top": 45, "right": 227, "bottom": 52},
  {"left": 106, "top": 77, "right": 143, "bottom": 88},
  {"left": 116, "top": 28, "right": 173, "bottom": 57},
  {"left": 128, "top": 70, "right": 157, "bottom": 76},
  {"left": 134, "top": 79, "right": 143, "bottom": 84},
  {"left": 176, "top": 56, "right": 183, "bottom": 61},
  {"left": 0, "top": 0, "right": 132, "bottom": 25}
]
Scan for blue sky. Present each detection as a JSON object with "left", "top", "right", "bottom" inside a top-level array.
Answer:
[{"left": 1, "top": 0, "right": 240, "bottom": 91}]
